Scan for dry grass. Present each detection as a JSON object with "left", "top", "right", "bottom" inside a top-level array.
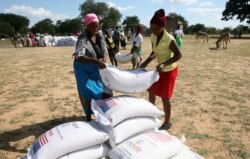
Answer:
[{"left": 0, "top": 36, "right": 249, "bottom": 159}]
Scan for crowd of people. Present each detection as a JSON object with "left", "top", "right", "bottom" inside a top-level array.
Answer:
[
  {"left": 100, "top": 21, "right": 183, "bottom": 70},
  {"left": 73, "top": 9, "right": 182, "bottom": 130},
  {"left": 11, "top": 32, "right": 53, "bottom": 47}
]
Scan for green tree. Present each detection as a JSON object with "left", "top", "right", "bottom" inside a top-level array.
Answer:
[
  {"left": 232, "top": 25, "right": 250, "bottom": 36},
  {"left": 142, "top": 25, "right": 151, "bottom": 36},
  {"left": 237, "top": 25, "right": 249, "bottom": 33},
  {"left": 222, "top": 0, "right": 250, "bottom": 23},
  {"left": 56, "top": 20, "right": 62, "bottom": 28},
  {"left": 79, "top": 0, "right": 122, "bottom": 29},
  {"left": 31, "top": 18, "right": 56, "bottom": 35},
  {"left": 0, "top": 21, "right": 15, "bottom": 36},
  {"left": 206, "top": 27, "right": 219, "bottom": 34},
  {"left": 56, "top": 18, "right": 83, "bottom": 35},
  {"left": 102, "top": 7, "right": 122, "bottom": 29},
  {"left": 220, "top": 27, "right": 233, "bottom": 33},
  {"left": 166, "top": 12, "right": 189, "bottom": 32},
  {"left": 0, "top": 13, "right": 29, "bottom": 35},
  {"left": 186, "top": 23, "right": 206, "bottom": 34},
  {"left": 122, "top": 16, "right": 140, "bottom": 31},
  {"left": 56, "top": 20, "right": 69, "bottom": 35}
]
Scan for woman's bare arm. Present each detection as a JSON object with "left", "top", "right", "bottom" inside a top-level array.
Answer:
[{"left": 139, "top": 51, "right": 156, "bottom": 68}]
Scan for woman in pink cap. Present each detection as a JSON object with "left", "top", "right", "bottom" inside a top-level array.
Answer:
[{"left": 73, "top": 13, "right": 113, "bottom": 121}]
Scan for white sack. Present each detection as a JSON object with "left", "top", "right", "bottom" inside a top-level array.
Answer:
[
  {"left": 99, "top": 65, "right": 159, "bottom": 94},
  {"left": 99, "top": 117, "right": 162, "bottom": 147},
  {"left": 108, "top": 131, "right": 184, "bottom": 159},
  {"left": 59, "top": 144, "right": 109, "bottom": 159},
  {"left": 91, "top": 96, "right": 164, "bottom": 127},
  {"left": 54, "top": 36, "right": 77, "bottom": 46},
  {"left": 170, "top": 145, "right": 204, "bottom": 159},
  {"left": 115, "top": 52, "right": 133, "bottom": 64},
  {"left": 27, "top": 121, "right": 108, "bottom": 159}
]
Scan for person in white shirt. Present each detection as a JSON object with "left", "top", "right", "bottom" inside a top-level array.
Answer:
[
  {"left": 127, "top": 28, "right": 132, "bottom": 41},
  {"left": 174, "top": 25, "right": 184, "bottom": 48},
  {"left": 131, "top": 24, "right": 144, "bottom": 69},
  {"left": 120, "top": 29, "right": 127, "bottom": 50}
]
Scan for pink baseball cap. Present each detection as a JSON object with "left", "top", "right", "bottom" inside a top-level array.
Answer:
[{"left": 83, "top": 13, "right": 99, "bottom": 26}]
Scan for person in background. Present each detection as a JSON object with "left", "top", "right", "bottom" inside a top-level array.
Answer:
[
  {"left": 75, "top": 31, "right": 81, "bottom": 39},
  {"left": 113, "top": 27, "right": 120, "bottom": 50},
  {"left": 170, "top": 29, "right": 174, "bottom": 35},
  {"left": 73, "top": 13, "right": 113, "bottom": 121},
  {"left": 105, "top": 30, "right": 118, "bottom": 66},
  {"left": 29, "top": 32, "right": 36, "bottom": 47},
  {"left": 131, "top": 29, "right": 136, "bottom": 42},
  {"left": 25, "top": 32, "right": 31, "bottom": 47},
  {"left": 120, "top": 29, "right": 125, "bottom": 39},
  {"left": 238, "top": 28, "right": 242, "bottom": 38},
  {"left": 174, "top": 25, "right": 184, "bottom": 48},
  {"left": 120, "top": 36, "right": 127, "bottom": 50},
  {"left": 140, "top": 9, "right": 182, "bottom": 130},
  {"left": 120, "top": 29, "right": 127, "bottom": 50},
  {"left": 127, "top": 28, "right": 132, "bottom": 41},
  {"left": 131, "top": 24, "right": 144, "bottom": 69}
]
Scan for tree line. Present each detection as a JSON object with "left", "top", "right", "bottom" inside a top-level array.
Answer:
[{"left": 0, "top": 0, "right": 249, "bottom": 38}]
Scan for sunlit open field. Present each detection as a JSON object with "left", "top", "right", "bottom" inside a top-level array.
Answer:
[{"left": 0, "top": 35, "right": 249, "bottom": 159}]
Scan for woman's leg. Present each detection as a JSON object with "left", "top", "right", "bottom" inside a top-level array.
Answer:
[
  {"left": 73, "top": 61, "right": 92, "bottom": 121},
  {"left": 132, "top": 57, "right": 135, "bottom": 70},
  {"left": 132, "top": 54, "right": 137, "bottom": 69},
  {"left": 132, "top": 63, "right": 135, "bottom": 70},
  {"left": 113, "top": 56, "right": 118, "bottom": 67},
  {"left": 108, "top": 50, "right": 114, "bottom": 65},
  {"left": 149, "top": 92, "right": 156, "bottom": 105},
  {"left": 136, "top": 57, "right": 141, "bottom": 68},
  {"left": 110, "top": 57, "right": 114, "bottom": 65},
  {"left": 79, "top": 96, "right": 91, "bottom": 121},
  {"left": 162, "top": 98, "right": 171, "bottom": 124},
  {"left": 111, "top": 49, "right": 118, "bottom": 67}
]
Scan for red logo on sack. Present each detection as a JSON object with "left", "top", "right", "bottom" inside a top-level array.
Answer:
[
  {"left": 147, "top": 132, "right": 173, "bottom": 143},
  {"left": 127, "top": 141, "right": 142, "bottom": 153}
]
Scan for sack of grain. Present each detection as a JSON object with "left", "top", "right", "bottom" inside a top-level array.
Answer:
[
  {"left": 115, "top": 52, "right": 132, "bottom": 64},
  {"left": 98, "top": 117, "right": 162, "bottom": 147},
  {"left": 170, "top": 145, "right": 204, "bottom": 159},
  {"left": 91, "top": 96, "right": 164, "bottom": 127},
  {"left": 108, "top": 131, "right": 184, "bottom": 159},
  {"left": 58, "top": 143, "right": 109, "bottom": 159},
  {"left": 27, "top": 121, "right": 108, "bottom": 159},
  {"left": 99, "top": 65, "right": 159, "bottom": 94}
]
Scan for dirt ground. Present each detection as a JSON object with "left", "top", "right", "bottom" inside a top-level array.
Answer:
[{"left": 0, "top": 35, "right": 249, "bottom": 159}]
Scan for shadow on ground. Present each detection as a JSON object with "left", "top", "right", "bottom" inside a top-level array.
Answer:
[
  {"left": 0, "top": 115, "right": 86, "bottom": 153},
  {"left": 209, "top": 47, "right": 220, "bottom": 50}
]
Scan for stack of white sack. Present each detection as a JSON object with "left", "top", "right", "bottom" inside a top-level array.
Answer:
[
  {"left": 26, "top": 121, "right": 109, "bottom": 159},
  {"left": 54, "top": 36, "right": 77, "bottom": 46},
  {"left": 43, "top": 35, "right": 55, "bottom": 47},
  {"left": 114, "top": 52, "right": 133, "bottom": 64},
  {"left": 91, "top": 95, "right": 164, "bottom": 148},
  {"left": 99, "top": 65, "right": 159, "bottom": 94},
  {"left": 43, "top": 36, "right": 77, "bottom": 47}
]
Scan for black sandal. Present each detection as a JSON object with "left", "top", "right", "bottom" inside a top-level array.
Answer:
[
  {"left": 160, "top": 122, "right": 172, "bottom": 130},
  {"left": 86, "top": 115, "right": 92, "bottom": 121}
]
